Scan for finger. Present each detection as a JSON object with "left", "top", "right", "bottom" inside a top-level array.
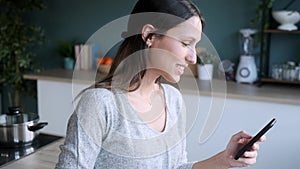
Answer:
[
  {"left": 232, "top": 131, "right": 252, "bottom": 142},
  {"left": 236, "top": 152, "right": 258, "bottom": 166},
  {"left": 239, "top": 157, "right": 257, "bottom": 166},
  {"left": 258, "top": 135, "right": 266, "bottom": 142},
  {"left": 229, "top": 155, "right": 256, "bottom": 167},
  {"left": 243, "top": 150, "right": 258, "bottom": 158},
  {"left": 251, "top": 142, "right": 260, "bottom": 151},
  {"left": 250, "top": 135, "right": 265, "bottom": 150}
]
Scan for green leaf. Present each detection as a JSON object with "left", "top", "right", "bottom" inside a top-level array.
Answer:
[{"left": 0, "top": 0, "right": 46, "bottom": 105}]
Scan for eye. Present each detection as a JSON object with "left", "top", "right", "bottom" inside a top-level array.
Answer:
[{"left": 181, "top": 42, "right": 190, "bottom": 47}]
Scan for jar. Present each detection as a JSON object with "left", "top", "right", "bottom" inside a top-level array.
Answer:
[
  {"left": 282, "top": 64, "right": 291, "bottom": 80},
  {"left": 272, "top": 64, "right": 283, "bottom": 80},
  {"left": 288, "top": 61, "right": 296, "bottom": 81},
  {"left": 297, "top": 66, "right": 300, "bottom": 81}
]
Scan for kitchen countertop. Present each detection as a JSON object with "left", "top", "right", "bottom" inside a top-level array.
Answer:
[
  {"left": 24, "top": 69, "right": 300, "bottom": 105},
  {"left": 0, "top": 139, "right": 64, "bottom": 169}
]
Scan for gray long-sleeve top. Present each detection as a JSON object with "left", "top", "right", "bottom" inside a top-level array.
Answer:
[{"left": 55, "top": 84, "right": 195, "bottom": 169}]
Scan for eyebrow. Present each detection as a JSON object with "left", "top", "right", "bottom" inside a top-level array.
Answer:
[{"left": 179, "top": 35, "right": 200, "bottom": 43}]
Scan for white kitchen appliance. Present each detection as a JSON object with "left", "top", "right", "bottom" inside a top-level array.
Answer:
[{"left": 236, "top": 29, "right": 258, "bottom": 83}]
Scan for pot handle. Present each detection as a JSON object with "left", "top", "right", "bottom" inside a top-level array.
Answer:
[{"left": 28, "top": 122, "right": 48, "bottom": 132}]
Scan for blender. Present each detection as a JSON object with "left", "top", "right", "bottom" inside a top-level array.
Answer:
[{"left": 235, "top": 28, "right": 258, "bottom": 83}]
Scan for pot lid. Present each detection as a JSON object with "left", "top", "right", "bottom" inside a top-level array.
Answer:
[{"left": 0, "top": 107, "right": 39, "bottom": 125}]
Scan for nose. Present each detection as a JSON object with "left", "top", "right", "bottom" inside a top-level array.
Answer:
[{"left": 185, "top": 47, "right": 197, "bottom": 64}]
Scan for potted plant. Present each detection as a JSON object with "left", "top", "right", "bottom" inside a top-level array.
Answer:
[
  {"left": 196, "top": 50, "right": 216, "bottom": 80},
  {"left": 251, "top": 0, "right": 274, "bottom": 29},
  {"left": 0, "top": 0, "right": 46, "bottom": 109},
  {"left": 251, "top": 0, "right": 297, "bottom": 29},
  {"left": 57, "top": 40, "right": 78, "bottom": 70}
]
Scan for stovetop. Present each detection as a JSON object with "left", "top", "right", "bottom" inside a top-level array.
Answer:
[{"left": 0, "top": 133, "right": 63, "bottom": 167}]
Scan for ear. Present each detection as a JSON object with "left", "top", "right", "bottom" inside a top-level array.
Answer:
[{"left": 141, "top": 24, "right": 156, "bottom": 42}]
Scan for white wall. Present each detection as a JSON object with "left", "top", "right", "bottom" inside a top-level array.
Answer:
[{"left": 184, "top": 94, "right": 300, "bottom": 169}]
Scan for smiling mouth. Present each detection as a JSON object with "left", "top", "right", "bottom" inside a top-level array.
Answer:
[{"left": 176, "top": 64, "right": 186, "bottom": 75}]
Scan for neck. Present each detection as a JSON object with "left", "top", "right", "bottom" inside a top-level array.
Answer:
[
  {"left": 126, "top": 70, "right": 166, "bottom": 132},
  {"left": 130, "top": 70, "right": 160, "bottom": 98}
]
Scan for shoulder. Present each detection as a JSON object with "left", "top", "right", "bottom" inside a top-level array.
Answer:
[
  {"left": 78, "top": 88, "right": 115, "bottom": 105},
  {"left": 75, "top": 88, "right": 118, "bottom": 116},
  {"left": 75, "top": 88, "right": 116, "bottom": 135},
  {"left": 161, "top": 83, "right": 182, "bottom": 98},
  {"left": 161, "top": 83, "right": 183, "bottom": 105},
  {"left": 80, "top": 87, "right": 114, "bottom": 100}
]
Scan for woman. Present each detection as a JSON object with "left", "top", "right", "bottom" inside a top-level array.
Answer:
[{"left": 55, "top": 0, "right": 265, "bottom": 168}]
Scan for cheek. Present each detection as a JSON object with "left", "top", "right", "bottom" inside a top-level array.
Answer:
[
  {"left": 152, "top": 40, "right": 185, "bottom": 61},
  {"left": 168, "top": 47, "right": 185, "bottom": 60},
  {"left": 147, "top": 49, "right": 177, "bottom": 71}
]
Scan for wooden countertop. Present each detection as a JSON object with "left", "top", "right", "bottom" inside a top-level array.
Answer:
[
  {"left": 24, "top": 69, "right": 300, "bottom": 105},
  {"left": 0, "top": 139, "right": 64, "bottom": 169},
  {"left": 24, "top": 69, "right": 105, "bottom": 84}
]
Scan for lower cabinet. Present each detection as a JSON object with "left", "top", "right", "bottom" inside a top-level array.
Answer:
[
  {"left": 184, "top": 93, "right": 300, "bottom": 169},
  {"left": 37, "top": 79, "right": 89, "bottom": 136},
  {"left": 37, "top": 80, "right": 300, "bottom": 169}
]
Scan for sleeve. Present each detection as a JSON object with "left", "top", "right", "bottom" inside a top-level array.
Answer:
[
  {"left": 55, "top": 90, "right": 108, "bottom": 169},
  {"left": 176, "top": 138, "right": 196, "bottom": 169}
]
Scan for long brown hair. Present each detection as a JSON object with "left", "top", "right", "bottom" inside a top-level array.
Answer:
[{"left": 93, "top": 0, "right": 205, "bottom": 92}]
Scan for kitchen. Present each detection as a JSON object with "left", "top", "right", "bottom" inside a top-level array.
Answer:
[{"left": 0, "top": 0, "right": 300, "bottom": 169}]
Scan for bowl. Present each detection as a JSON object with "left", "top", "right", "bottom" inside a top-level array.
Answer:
[{"left": 272, "top": 10, "right": 300, "bottom": 31}]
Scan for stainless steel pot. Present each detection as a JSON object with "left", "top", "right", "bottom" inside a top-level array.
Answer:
[{"left": 0, "top": 106, "right": 48, "bottom": 147}]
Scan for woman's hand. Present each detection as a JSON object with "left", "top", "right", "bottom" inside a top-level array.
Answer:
[
  {"left": 224, "top": 131, "right": 266, "bottom": 168},
  {"left": 192, "top": 131, "right": 266, "bottom": 169}
]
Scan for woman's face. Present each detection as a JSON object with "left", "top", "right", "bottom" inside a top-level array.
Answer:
[{"left": 147, "top": 16, "right": 202, "bottom": 83}]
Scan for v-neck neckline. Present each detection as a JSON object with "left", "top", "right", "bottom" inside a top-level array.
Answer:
[{"left": 113, "top": 85, "right": 169, "bottom": 134}]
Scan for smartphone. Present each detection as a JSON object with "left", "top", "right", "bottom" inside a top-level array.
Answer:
[{"left": 234, "top": 118, "right": 276, "bottom": 160}]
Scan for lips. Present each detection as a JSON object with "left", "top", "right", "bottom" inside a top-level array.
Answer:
[{"left": 175, "top": 64, "right": 186, "bottom": 75}]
